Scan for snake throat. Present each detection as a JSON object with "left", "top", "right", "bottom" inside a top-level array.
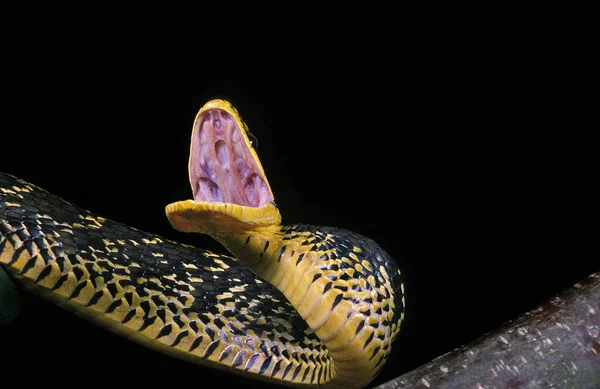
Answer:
[{"left": 190, "top": 108, "right": 272, "bottom": 208}]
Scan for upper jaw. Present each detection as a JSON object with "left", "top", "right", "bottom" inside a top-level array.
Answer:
[{"left": 189, "top": 103, "right": 274, "bottom": 209}]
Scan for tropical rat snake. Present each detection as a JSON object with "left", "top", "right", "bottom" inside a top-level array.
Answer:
[{"left": 0, "top": 99, "right": 405, "bottom": 388}]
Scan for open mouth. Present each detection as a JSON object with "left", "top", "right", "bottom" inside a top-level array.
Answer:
[{"left": 189, "top": 108, "right": 273, "bottom": 208}]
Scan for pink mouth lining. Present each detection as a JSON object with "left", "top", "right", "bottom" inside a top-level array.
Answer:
[{"left": 189, "top": 109, "right": 272, "bottom": 208}]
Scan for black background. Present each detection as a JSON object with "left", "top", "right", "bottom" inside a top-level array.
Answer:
[{"left": 1, "top": 42, "right": 596, "bottom": 388}]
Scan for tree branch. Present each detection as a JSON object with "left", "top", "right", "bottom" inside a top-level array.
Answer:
[{"left": 375, "top": 272, "right": 600, "bottom": 389}]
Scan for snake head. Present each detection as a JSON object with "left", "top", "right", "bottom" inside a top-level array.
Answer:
[{"left": 166, "top": 99, "right": 281, "bottom": 237}]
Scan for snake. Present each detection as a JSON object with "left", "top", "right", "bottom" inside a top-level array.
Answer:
[{"left": 0, "top": 99, "right": 405, "bottom": 389}]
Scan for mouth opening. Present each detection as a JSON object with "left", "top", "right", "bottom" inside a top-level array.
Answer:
[{"left": 189, "top": 109, "right": 273, "bottom": 208}]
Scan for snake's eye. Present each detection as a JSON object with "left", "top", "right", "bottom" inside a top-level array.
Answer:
[{"left": 248, "top": 132, "right": 259, "bottom": 150}]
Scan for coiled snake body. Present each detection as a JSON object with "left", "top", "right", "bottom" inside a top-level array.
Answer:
[{"left": 0, "top": 100, "right": 405, "bottom": 388}]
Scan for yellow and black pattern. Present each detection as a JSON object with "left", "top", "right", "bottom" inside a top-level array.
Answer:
[
  {"left": 278, "top": 223, "right": 405, "bottom": 363},
  {"left": 0, "top": 172, "right": 404, "bottom": 388},
  {"left": 0, "top": 173, "right": 329, "bottom": 385}
]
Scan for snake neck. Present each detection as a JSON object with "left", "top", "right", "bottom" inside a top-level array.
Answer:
[
  {"left": 208, "top": 223, "right": 405, "bottom": 388},
  {"left": 211, "top": 223, "right": 285, "bottom": 274}
]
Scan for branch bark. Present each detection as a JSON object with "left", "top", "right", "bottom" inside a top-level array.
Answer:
[{"left": 375, "top": 272, "right": 600, "bottom": 389}]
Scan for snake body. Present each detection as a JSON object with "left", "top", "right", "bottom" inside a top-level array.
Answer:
[{"left": 0, "top": 100, "right": 405, "bottom": 388}]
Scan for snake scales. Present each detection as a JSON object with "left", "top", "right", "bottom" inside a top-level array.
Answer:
[{"left": 0, "top": 100, "right": 405, "bottom": 388}]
